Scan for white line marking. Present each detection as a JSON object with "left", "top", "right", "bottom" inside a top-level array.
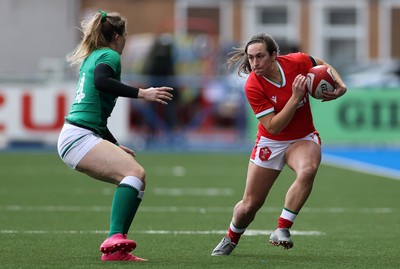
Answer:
[
  {"left": 154, "top": 166, "right": 186, "bottom": 177},
  {"left": 152, "top": 188, "right": 234, "bottom": 196},
  {"left": 0, "top": 205, "right": 393, "bottom": 214},
  {"left": 323, "top": 154, "right": 400, "bottom": 180},
  {"left": 0, "top": 205, "right": 110, "bottom": 212},
  {"left": 172, "top": 166, "right": 186, "bottom": 177},
  {"left": 0, "top": 229, "right": 325, "bottom": 236},
  {"left": 142, "top": 229, "right": 325, "bottom": 236}
]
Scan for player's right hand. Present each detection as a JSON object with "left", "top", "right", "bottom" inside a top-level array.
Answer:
[{"left": 138, "top": 87, "right": 174, "bottom": 104}]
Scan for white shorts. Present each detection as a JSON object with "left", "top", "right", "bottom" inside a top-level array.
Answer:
[
  {"left": 57, "top": 123, "right": 102, "bottom": 169},
  {"left": 250, "top": 132, "right": 321, "bottom": 171}
]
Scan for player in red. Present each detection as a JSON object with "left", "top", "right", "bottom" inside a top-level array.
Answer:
[{"left": 211, "top": 33, "right": 347, "bottom": 255}]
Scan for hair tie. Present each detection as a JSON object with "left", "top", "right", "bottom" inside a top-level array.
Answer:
[{"left": 98, "top": 10, "right": 107, "bottom": 22}]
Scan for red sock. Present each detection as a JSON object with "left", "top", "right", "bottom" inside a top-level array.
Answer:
[
  {"left": 278, "top": 217, "right": 293, "bottom": 229},
  {"left": 227, "top": 227, "right": 243, "bottom": 244}
]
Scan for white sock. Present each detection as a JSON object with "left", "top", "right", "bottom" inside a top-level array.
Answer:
[
  {"left": 230, "top": 221, "right": 246, "bottom": 233},
  {"left": 281, "top": 208, "right": 298, "bottom": 222},
  {"left": 120, "top": 176, "right": 143, "bottom": 195}
]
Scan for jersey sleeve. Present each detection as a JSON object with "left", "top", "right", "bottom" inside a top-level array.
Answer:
[
  {"left": 95, "top": 50, "right": 121, "bottom": 76},
  {"left": 94, "top": 63, "right": 139, "bottom": 98},
  {"left": 245, "top": 73, "right": 274, "bottom": 119},
  {"left": 294, "top": 52, "right": 315, "bottom": 74}
]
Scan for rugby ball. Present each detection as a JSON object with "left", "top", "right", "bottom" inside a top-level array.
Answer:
[{"left": 306, "top": 65, "right": 336, "bottom": 99}]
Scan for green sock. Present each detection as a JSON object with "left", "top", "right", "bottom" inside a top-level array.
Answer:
[
  {"left": 108, "top": 185, "right": 140, "bottom": 237},
  {"left": 123, "top": 197, "right": 142, "bottom": 235}
]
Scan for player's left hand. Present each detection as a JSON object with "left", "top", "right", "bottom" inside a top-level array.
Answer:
[
  {"left": 119, "top": 145, "right": 136, "bottom": 157},
  {"left": 321, "top": 82, "right": 347, "bottom": 101},
  {"left": 139, "top": 87, "right": 174, "bottom": 104}
]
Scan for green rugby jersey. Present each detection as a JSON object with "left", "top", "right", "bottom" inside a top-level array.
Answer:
[{"left": 66, "top": 48, "right": 121, "bottom": 136}]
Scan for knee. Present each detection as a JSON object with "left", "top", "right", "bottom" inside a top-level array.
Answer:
[
  {"left": 127, "top": 164, "right": 146, "bottom": 182},
  {"left": 122, "top": 166, "right": 146, "bottom": 191},
  {"left": 297, "top": 164, "right": 319, "bottom": 182},
  {"left": 242, "top": 199, "right": 264, "bottom": 216},
  {"left": 136, "top": 166, "right": 146, "bottom": 181}
]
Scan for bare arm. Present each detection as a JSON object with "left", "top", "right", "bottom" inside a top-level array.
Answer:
[
  {"left": 314, "top": 57, "right": 347, "bottom": 101},
  {"left": 259, "top": 74, "right": 308, "bottom": 135}
]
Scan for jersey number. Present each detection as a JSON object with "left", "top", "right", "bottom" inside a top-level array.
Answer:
[{"left": 75, "top": 73, "right": 86, "bottom": 103}]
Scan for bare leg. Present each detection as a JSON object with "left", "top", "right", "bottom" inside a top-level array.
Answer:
[
  {"left": 268, "top": 140, "right": 321, "bottom": 249},
  {"left": 211, "top": 162, "right": 280, "bottom": 256},
  {"left": 284, "top": 140, "right": 321, "bottom": 212},
  {"left": 77, "top": 140, "right": 145, "bottom": 185},
  {"left": 76, "top": 140, "right": 146, "bottom": 256},
  {"left": 232, "top": 162, "right": 280, "bottom": 228}
]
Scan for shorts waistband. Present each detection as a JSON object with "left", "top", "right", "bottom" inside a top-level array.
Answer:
[{"left": 65, "top": 119, "right": 99, "bottom": 135}]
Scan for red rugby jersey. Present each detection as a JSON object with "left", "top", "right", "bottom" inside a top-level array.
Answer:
[{"left": 245, "top": 52, "right": 316, "bottom": 141}]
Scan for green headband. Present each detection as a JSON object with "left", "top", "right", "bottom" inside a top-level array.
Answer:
[{"left": 98, "top": 10, "right": 107, "bottom": 22}]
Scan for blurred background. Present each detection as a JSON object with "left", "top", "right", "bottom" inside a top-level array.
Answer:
[{"left": 1, "top": 0, "right": 400, "bottom": 152}]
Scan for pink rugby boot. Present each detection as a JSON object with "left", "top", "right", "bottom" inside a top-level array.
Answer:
[
  {"left": 101, "top": 251, "right": 148, "bottom": 262},
  {"left": 100, "top": 233, "right": 137, "bottom": 254}
]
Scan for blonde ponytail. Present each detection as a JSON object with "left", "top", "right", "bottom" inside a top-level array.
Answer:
[{"left": 66, "top": 11, "right": 126, "bottom": 66}]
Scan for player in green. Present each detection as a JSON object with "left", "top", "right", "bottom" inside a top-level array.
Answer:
[{"left": 57, "top": 11, "right": 173, "bottom": 262}]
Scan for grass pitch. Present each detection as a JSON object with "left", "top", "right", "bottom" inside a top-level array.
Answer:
[{"left": 0, "top": 151, "right": 399, "bottom": 269}]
